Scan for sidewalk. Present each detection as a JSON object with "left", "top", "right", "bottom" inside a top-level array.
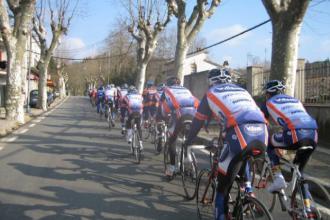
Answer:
[{"left": 0, "top": 97, "right": 67, "bottom": 137}]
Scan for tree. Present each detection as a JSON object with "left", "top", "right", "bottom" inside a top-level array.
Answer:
[
  {"left": 262, "top": 0, "right": 310, "bottom": 96},
  {"left": 167, "top": 0, "right": 220, "bottom": 84},
  {"left": 127, "top": 0, "right": 172, "bottom": 93},
  {"left": 33, "top": 0, "right": 78, "bottom": 110},
  {"left": 0, "top": 0, "right": 36, "bottom": 123}
]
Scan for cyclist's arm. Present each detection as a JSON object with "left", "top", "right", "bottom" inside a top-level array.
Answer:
[{"left": 185, "top": 95, "right": 212, "bottom": 146}]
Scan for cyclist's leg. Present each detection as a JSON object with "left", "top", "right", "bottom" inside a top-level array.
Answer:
[
  {"left": 126, "top": 114, "right": 133, "bottom": 143},
  {"left": 120, "top": 107, "right": 127, "bottom": 131},
  {"left": 165, "top": 116, "right": 180, "bottom": 176}
]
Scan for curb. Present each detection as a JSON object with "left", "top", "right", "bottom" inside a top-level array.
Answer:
[{"left": 0, "top": 96, "right": 68, "bottom": 138}]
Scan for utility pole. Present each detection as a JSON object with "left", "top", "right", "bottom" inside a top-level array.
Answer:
[{"left": 26, "top": 29, "right": 32, "bottom": 113}]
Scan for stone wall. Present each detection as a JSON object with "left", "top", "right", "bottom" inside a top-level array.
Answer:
[
  {"left": 305, "top": 104, "right": 330, "bottom": 143},
  {"left": 184, "top": 70, "right": 208, "bottom": 99}
]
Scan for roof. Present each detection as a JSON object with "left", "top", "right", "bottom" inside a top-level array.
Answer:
[
  {"left": 204, "top": 59, "right": 222, "bottom": 68},
  {"left": 165, "top": 50, "right": 208, "bottom": 65}
]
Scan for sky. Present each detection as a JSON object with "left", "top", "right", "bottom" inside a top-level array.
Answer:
[{"left": 58, "top": 0, "right": 330, "bottom": 68}]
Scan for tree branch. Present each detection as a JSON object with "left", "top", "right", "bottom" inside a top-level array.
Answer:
[{"left": 0, "top": 0, "right": 12, "bottom": 50}]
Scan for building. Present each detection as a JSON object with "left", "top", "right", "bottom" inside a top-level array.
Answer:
[
  {"left": 0, "top": 36, "right": 41, "bottom": 107},
  {"left": 163, "top": 51, "right": 221, "bottom": 79}
]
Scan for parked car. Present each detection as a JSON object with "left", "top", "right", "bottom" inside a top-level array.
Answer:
[
  {"left": 29, "top": 90, "right": 54, "bottom": 108},
  {"left": 29, "top": 90, "right": 38, "bottom": 108},
  {"left": 47, "top": 92, "right": 54, "bottom": 106}
]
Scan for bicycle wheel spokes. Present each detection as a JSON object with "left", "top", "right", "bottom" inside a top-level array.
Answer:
[
  {"left": 251, "top": 158, "right": 277, "bottom": 212},
  {"left": 237, "top": 196, "right": 273, "bottom": 220},
  {"left": 181, "top": 151, "right": 198, "bottom": 200},
  {"left": 197, "top": 169, "right": 216, "bottom": 220},
  {"left": 163, "top": 142, "right": 170, "bottom": 173}
]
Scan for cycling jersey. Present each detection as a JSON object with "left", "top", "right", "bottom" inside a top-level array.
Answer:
[
  {"left": 158, "top": 85, "right": 199, "bottom": 120},
  {"left": 265, "top": 94, "right": 317, "bottom": 130},
  {"left": 123, "top": 93, "right": 143, "bottom": 115},
  {"left": 143, "top": 87, "right": 159, "bottom": 107}
]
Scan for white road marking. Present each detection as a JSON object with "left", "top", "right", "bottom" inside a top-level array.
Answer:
[
  {"left": 17, "top": 129, "right": 28, "bottom": 134},
  {"left": 29, "top": 123, "right": 36, "bottom": 128},
  {"left": 39, "top": 116, "right": 45, "bottom": 120},
  {"left": 34, "top": 119, "right": 41, "bottom": 123},
  {"left": 0, "top": 146, "right": 4, "bottom": 151},
  {"left": 1, "top": 136, "right": 18, "bottom": 142}
]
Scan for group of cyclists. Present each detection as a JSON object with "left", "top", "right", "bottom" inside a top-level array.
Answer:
[{"left": 88, "top": 67, "right": 319, "bottom": 220}]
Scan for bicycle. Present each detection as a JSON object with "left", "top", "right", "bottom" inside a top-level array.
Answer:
[
  {"left": 105, "top": 100, "right": 115, "bottom": 130},
  {"left": 154, "top": 120, "right": 167, "bottom": 154},
  {"left": 180, "top": 119, "right": 198, "bottom": 200},
  {"left": 251, "top": 147, "right": 328, "bottom": 219},
  {"left": 196, "top": 138, "right": 272, "bottom": 220},
  {"left": 131, "top": 116, "right": 143, "bottom": 164}
]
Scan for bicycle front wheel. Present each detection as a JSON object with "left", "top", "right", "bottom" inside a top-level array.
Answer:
[
  {"left": 196, "top": 169, "right": 216, "bottom": 220},
  {"left": 133, "top": 129, "right": 142, "bottom": 164},
  {"left": 236, "top": 196, "right": 273, "bottom": 220},
  {"left": 251, "top": 158, "right": 277, "bottom": 212},
  {"left": 163, "top": 142, "right": 170, "bottom": 173},
  {"left": 181, "top": 148, "right": 198, "bottom": 200}
]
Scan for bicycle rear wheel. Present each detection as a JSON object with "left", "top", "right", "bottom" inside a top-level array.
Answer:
[
  {"left": 181, "top": 146, "right": 198, "bottom": 200},
  {"left": 251, "top": 158, "right": 277, "bottom": 212},
  {"left": 236, "top": 196, "right": 273, "bottom": 220},
  {"left": 163, "top": 142, "right": 170, "bottom": 173},
  {"left": 291, "top": 180, "right": 322, "bottom": 220},
  {"left": 133, "top": 128, "right": 142, "bottom": 164},
  {"left": 196, "top": 169, "right": 216, "bottom": 220}
]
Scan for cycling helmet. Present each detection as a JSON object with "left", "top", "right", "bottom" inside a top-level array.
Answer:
[
  {"left": 264, "top": 80, "right": 286, "bottom": 96},
  {"left": 208, "top": 68, "right": 231, "bottom": 85},
  {"left": 121, "top": 83, "right": 128, "bottom": 89},
  {"left": 166, "top": 76, "right": 181, "bottom": 86},
  {"left": 146, "top": 80, "right": 154, "bottom": 88},
  {"left": 128, "top": 85, "right": 138, "bottom": 94},
  {"left": 105, "top": 85, "right": 111, "bottom": 89},
  {"left": 157, "top": 83, "right": 166, "bottom": 92}
]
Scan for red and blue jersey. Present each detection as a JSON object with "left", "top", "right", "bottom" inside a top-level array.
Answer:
[
  {"left": 264, "top": 94, "right": 317, "bottom": 130},
  {"left": 142, "top": 87, "right": 159, "bottom": 107},
  {"left": 159, "top": 85, "right": 199, "bottom": 119},
  {"left": 123, "top": 93, "right": 143, "bottom": 114},
  {"left": 196, "top": 83, "right": 266, "bottom": 128}
]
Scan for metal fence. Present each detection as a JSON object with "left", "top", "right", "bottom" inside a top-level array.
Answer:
[
  {"left": 249, "top": 62, "right": 330, "bottom": 104},
  {"left": 304, "top": 62, "right": 330, "bottom": 104}
]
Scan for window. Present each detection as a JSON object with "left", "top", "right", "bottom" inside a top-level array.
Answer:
[{"left": 191, "top": 63, "right": 197, "bottom": 73}]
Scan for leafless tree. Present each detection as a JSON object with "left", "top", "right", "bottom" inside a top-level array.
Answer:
[
  {"left": 262, "top": 0, "right": 310, "bottom": 96},
  {"left": 126, "top": 0, "right": 172, "bottom": 93},
  {"left": 0, "top": 0, "right": 36, "bottom": 123},
  {"left": 33, "top": 0, "right": 78, "bottom": 110},
  {"left": 167, "top": 0, "right": 221, "bottom": 84}
]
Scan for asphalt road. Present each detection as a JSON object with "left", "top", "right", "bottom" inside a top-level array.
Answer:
[{"left": 0, "top": 97, "right": 328, "bottom": 220}]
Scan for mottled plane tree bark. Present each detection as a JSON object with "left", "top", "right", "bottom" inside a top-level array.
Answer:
[
  {"left": 167, "top": 0, "right": 221, "bottom": 84},
  {"left": 33, "top": 0, "right": 78, "bottom": 110},
  {"left": 0, "top": 0, "right": 36, "bottom": 123},
  {"left": 127, "top": 0, "right": 172, "bottom": 93},
  {"left": 262, "top": 0, "right": 310, "bottom": 96}
]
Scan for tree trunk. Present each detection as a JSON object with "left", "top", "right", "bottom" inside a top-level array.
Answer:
[
  {"left": 136, "top": 62, "right": 147, "bottom": 94},
  {"left": 37, "top": 62, "right": 48, "bottom": 111},
  {"left": 270, "top": 21, "right": 302, "bottom": 96},
  {"left": 58, "top": 76, "right": 66, "bottom": 98},
  {"left": 174, "top": 21, "right": 188, "bottom": 85},
  {"left": 5, "top": 48, "right": 25, "bottom": 123},
  {"left": 174, "top": 40, "right": 188, "bottom": 85}
]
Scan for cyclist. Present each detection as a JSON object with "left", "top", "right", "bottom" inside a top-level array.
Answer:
[
  {"left": 156, "top": 76, "right": 199, "bottom": 178},
  {"left": 96, "top": 85, "right": 105, "bottom": 113},
  {"left": 261, "top": 80, "right": 318, "bottom": 195},
  {"left": 118, "top": 83, "right": 129, "bottom": 134},
  {"left": 184, "top": 68, "right": 268, "bottom": 220},
  {"left": 122, "top": 86, "right": 144, "bottom": 149},
  {"left": 104, "top": 85, "right": 116, "bottom": 125},
  {"left": 142, "top": 80, "right": 159, "bottom": 126}
]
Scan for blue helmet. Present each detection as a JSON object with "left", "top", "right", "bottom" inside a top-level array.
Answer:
[
  {"left": 207, "top": 68, "right": 231, "bottom": 86},
  {"left": 128, "top": 85, "right": 138, "bottom": 94},
  {"left": 264, "top": 80, "right": 285, "bottom": 96},
  {"left": 146, "top": 80, "right": 154, "bottom": 88}
]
